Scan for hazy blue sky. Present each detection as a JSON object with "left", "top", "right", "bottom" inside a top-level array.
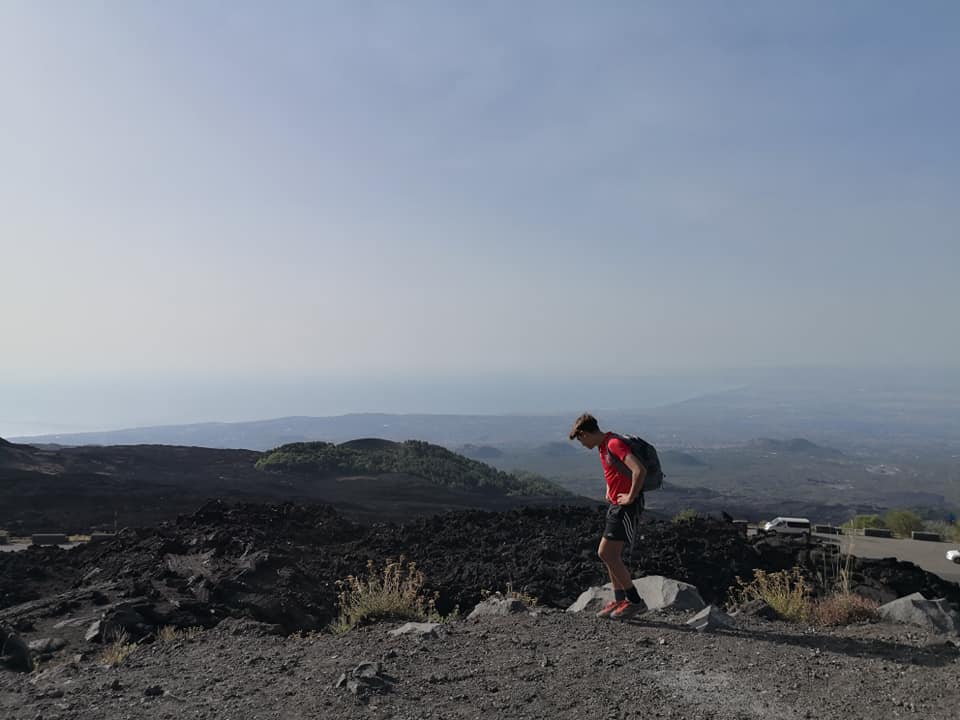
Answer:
[{"left": 2, "top": 2, "right": 958, "bottom": 433}]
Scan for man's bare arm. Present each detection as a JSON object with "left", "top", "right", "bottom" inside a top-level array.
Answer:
[{"left": 616, "top": 454, "right": 646, "bottom": 504}]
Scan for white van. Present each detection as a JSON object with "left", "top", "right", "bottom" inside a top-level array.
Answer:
[{"left": 763, "top": 517, "right": 811, "bottom": 536}]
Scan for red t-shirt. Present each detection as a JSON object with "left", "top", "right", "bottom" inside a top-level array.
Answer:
[{"left": 600, "top": 433, "right": 634, "bottom": 504}]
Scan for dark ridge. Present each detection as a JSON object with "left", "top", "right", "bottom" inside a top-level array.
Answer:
[{"left": 338, "top": 438, "right": 401, "bottom": 452}]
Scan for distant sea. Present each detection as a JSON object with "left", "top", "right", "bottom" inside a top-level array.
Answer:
[
  {"left": 0, "top": 372, "right": 735, "bottom": 438},
  {"left": 6, "top": 367, "right": 956, "bottom": 439}
]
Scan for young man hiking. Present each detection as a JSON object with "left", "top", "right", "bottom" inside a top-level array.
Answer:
[{"left": 570, "top": 412, "right": 647, "bottom": 620}]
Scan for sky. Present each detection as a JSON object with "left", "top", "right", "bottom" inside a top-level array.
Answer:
[{"left": 1, "top": 2, "right": 958, "bottom": 434}]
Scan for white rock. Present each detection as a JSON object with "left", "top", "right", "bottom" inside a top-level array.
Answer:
[
  {"left": 467, "top": 597, "right": 529, "bottom": 620},
  {"left": 878, "top": 592, "right": 960, "bottom": 635},
  {"left": 686, "top": 605, "right": 734, "bottom": 632},
  {"left": 387, "top": 622, "right": 441, "bottom": 638},
  {"left": 566, "top": 575, "right": 705, "bottom": 614}
]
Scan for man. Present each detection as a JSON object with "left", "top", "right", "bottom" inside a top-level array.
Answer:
[{"left": 570, "top": 412, "right": 647, "bottom": 619}]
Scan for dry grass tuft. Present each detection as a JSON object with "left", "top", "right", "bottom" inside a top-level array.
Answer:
[
  {"left": 732, "top": 561, "right": 879, "bottom": 627},
  {"left": 481, "top": 582, "right": 538, "bottom": 608},
  {"left": 98, "top": 630, "right": 136, "bottom": 667},
  {"left": 731, "top": 567, "right": 811, "bottom": 622},
  {"left": 157, "top": 625, "right": 204, "bottom": 643},
  {"left": 332, "top": 557, "right": 439, "bottom": 633},
  {"left": 808, "top": 593, "right": 879, "bottom": 626}
]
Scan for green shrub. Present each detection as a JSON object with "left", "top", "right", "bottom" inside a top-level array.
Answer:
[
  {"left": 256, "top": 440, "right": 569, "bottom": 497},
  {"left": 934, "top": 521, "right": 960, "bottom": 543},
  {"left": 672, "top": 508, "right": 699, "bottom": 524},
  {"left": 883, "top": 509, "right": 924, "bottom": 538},
  {"left": 843, "top": 514, "right": 885, "bottom": 530}
]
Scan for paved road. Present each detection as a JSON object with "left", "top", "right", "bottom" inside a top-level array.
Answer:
[{"left": 814, "top": 532, "right": 960, "bottom": 584}]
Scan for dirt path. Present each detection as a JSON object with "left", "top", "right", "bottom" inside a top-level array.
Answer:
[{"left": 3, "top": 610, "right": 957, "bottom": 720}]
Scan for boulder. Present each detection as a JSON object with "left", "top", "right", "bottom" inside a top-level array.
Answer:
[
  {"left": 84, "top": 620, "right": 103, "bottom": 643},
  {"left": 878, "top": 592, "right": 960, "bottom": 635},
  {"left": 0, "top": 623, "right": 33, "bottom": 672},
  {"left": 634, "top": 576, "right": 706, "bottom": 611},
  {"left": 687, "top": 605, "right": 734, "bottom": 632},
  {"left": 85, "top": 602, "right": 152, "bottom": 642},
  {"left": 729, "top": 598, "right": 779, "bottom": 620},
  {"left": 27, "top": 638, "right": 68, "bottom": 654},
  {"left": 334, "top": 661, "right": 393, "bottom": 698},
  {"left": 567, "top": 576, "right": 705, "bottom": 614},
  {"left": 467, "top": 596, "right": 529, "bottom": 620},
  {"left": 565, "top": 586, "right": 611, "bottom": 614}
]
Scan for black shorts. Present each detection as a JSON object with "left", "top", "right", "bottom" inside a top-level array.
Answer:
[{"left": 603, "top": 495, "right": 645, "bottom": 550}]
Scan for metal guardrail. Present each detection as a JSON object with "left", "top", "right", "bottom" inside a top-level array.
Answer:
[{"left": 89, "top": 532, "right": 117, "bottom": 543}]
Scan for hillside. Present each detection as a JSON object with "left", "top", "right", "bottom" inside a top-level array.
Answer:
[
  {"left": 256, "top": 439, "right": 567, "bottom": 497},
  {"left": 457, "top": 444, "right": 504, "bottom": 459},
  {"left": 0, "top": 438, "right": 580, "bottom": 534}
]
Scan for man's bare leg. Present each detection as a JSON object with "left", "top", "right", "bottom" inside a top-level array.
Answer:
[{"left": 598, "top": 538, "right": 633, "bottom": 589}]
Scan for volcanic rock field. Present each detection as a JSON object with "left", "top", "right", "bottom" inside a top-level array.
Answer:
[{"left": 2, "top": 503, "right": 959, "bottom": 719}]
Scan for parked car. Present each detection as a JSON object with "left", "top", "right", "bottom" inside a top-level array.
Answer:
[
  {"left": 947, "top": 550, "right": 960, "bottom": 564},
  {"left": 763, "top": 517, "right": 811, "bottom": 536}
]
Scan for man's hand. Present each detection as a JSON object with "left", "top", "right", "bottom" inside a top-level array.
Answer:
[{"left": 616, "top": 493, "right": 636, "bottom": 506}]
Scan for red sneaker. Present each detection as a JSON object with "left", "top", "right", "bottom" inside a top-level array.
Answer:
[
  {"left": 596, "top": 599, "right": 628, "bottom": 618},
  {"left": 611, "top": 599, "right": 647, "bottom": 620}
]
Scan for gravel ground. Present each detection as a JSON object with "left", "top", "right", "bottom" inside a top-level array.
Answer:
[{"left": 3, "top": 609, "right": 958, "bottom": 720}]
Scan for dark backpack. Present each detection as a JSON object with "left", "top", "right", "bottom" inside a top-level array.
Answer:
[{"left": 606, "top": 433, "right": 665, "bottom": 491}]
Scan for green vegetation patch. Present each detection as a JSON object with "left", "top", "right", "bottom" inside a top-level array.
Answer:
[{"left": 256, "top": 440, "right": 569, "bottom": 497}]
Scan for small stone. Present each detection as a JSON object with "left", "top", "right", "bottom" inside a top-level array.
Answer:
[
  {"left": 144, "top": 686, "right": 163, "bottom": 697},
  {"left": 354, "top": 662, "right": 381, "bottom": 679},
  {"left": 28, "top": 638, "right": 69, "bottom": 654}
]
